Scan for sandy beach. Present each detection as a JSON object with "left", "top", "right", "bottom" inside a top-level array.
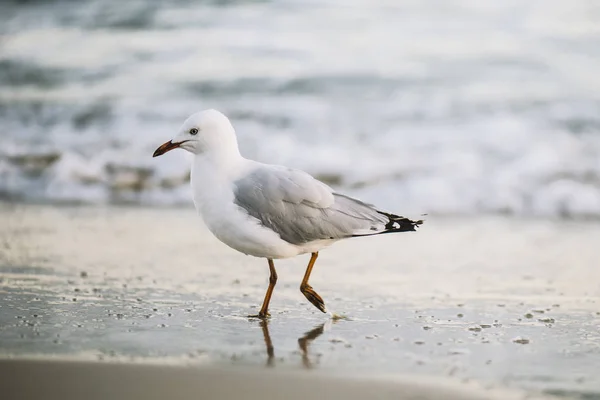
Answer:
[{"left": 1, "top": 203, "right": 599, "bottom": 399}]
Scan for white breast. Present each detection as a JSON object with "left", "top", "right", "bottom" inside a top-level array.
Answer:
[{"left": 190, "top": 157, "right": 300, "bottom": 259}]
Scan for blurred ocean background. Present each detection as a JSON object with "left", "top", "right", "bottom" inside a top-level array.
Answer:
[{"left": 1, "top": 0, "right": 600, "bottom": 218}]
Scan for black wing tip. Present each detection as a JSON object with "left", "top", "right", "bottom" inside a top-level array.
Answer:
[
  {"left": 350, "top": 213, "right": 424, "bottom": 238},
  {"left": 377, "top": 210, "right": 425, "bottom": 233}
]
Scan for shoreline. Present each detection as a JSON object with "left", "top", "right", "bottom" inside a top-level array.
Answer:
[{"left": 3, "top": 200, "right": 600, "bottom": 224}]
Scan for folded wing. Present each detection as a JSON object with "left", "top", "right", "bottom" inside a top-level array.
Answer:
[{"left": 233, "top": 165, "right": 420, "bottom": 245}]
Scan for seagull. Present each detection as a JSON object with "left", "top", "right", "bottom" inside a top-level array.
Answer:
[{"left": 153, "top": 109, "right": 423, "bottom": 318}]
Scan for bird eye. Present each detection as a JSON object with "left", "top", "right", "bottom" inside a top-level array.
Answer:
[{"left": 189, "top": 128, "right": 198, "bottom": 135}]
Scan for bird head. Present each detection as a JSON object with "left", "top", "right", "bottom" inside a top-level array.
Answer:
[{"left": 153, "top": 109, "right": 238, "bottom": 158}]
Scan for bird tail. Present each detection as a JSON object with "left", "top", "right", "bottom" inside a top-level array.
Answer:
[
  {"left": 379, "top": 211, "right": 424, "bottom": 232},
  {"left": 351, "top": 211, "right": 424, "bottom": 238}
]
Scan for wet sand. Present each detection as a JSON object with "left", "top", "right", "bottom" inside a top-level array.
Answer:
[
  {"left": 1, "top": 203, "right": 599, "bottom": 399},
  {"left": 2, "top": 358, "right": 552, "bottom": 400}
]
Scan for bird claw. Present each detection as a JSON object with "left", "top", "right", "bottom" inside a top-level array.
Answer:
[
  {"left": 248, "top": 312, "right": 270, "bottom": 320},
  {"left": 301, "top": 284, "right": 327, "bottom": 313}
]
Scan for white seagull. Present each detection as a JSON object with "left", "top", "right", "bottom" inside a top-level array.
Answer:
[{"left": 153, "top": 109, "right": 423, "bottom": 318}]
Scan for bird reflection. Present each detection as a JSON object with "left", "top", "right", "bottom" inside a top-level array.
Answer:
[
  {"left": 258, "top": 320, "right": 326, "bottom": 368},
  {"left": 298, "top": 323, "right": 325, "bottom": 368},
  {"left": 259, "top": 319, "right": 276, "bottom": 367}
]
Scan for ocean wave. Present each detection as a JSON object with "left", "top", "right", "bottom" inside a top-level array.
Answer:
[
  {"left": 2, "top": 110, "right": 600, "bottom": 218},
  {"left": 2, "top": 0, "right": 600, "bottom": 218}
]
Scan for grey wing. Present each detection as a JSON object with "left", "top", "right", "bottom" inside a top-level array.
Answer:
[{"left": 232, "top": 165, "right": 392, "bottom": 245}]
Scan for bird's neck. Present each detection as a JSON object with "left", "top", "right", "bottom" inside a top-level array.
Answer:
[
  {"left": 190, "top": 148, "right": 247, "bottom": 216},
  {"left": 192, "top": 147, "right": 245, "bottom": 182}
]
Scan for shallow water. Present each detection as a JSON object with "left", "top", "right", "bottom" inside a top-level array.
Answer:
[
  {"left": 1, "top": 0, "right": 600, "bottom": 216},
  {"left": 1, "top": 204, "right": 599, "bottom": 398}
]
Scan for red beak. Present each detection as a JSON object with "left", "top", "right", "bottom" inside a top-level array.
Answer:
[{"left": 153, "top": 140, "right": 185, "bottom": 157}]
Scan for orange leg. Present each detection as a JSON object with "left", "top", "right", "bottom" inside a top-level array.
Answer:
[
  {"left": 300, "top": 252, "right": 326, "bottom": 313},
  {"left": 250, "top": 259, "right": 277, "bottom": 319}
]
